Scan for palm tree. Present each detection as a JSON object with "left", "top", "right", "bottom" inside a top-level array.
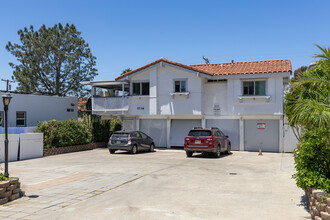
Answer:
[{"left": 285, "top": 45, "right": 330, "bottom": 140}]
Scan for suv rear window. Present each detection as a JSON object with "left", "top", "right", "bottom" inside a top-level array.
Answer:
[
  {"left": 112, "top": 133, "right": 129, "bottom": 138},
  {"left": 188, "top": 130, "right": 212, "bottom": 137}
]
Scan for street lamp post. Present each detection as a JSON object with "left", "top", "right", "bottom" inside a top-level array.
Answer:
[{"left": 2, "top": 93, "right": 12, "bottom": 178}]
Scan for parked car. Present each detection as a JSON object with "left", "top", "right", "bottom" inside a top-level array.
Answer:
[
  {"left": 184, "top": 127, "right": 231, "bottom": 158},
  {"left": 108, "top": 131, "right": 155, "bottom": 154}
]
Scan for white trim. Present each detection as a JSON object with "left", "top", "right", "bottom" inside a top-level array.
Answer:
[{"left": 238, "top": 95, "right": 271, "bottom": 103}]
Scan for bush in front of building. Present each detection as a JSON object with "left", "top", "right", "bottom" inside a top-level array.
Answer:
[
  {"left": 36, "top": 119, "right": 92, "bottom": 148},
  {"left": 93, "top": 119, "right": 121, "bottom": 142},
  {"left": 292, "top": 128, "right": 330, "bottom": 193}
]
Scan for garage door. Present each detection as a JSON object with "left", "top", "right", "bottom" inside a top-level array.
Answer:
[
  {"left": 122, "top": 118, "right": 135, "bottom": 131},
  {"left": 140, "top": 119, "right": 167, "bottom": 148},
  {"left": 244, "top": 119, "right": 279, "bottom": 152},
  {"left": 170, "top": 119, "right": 201, "bottom": 146},
  {"left": 206, "top": 119, "right": 240, "bottom": 150}
]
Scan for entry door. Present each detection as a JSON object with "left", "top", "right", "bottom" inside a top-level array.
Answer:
[{"left": 244, "top": 119, "right": 279, "bottom": 152}]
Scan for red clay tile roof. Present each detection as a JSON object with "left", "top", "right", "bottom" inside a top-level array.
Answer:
[
  {"left": 116, "top": 58, "right": 213, "bottom": 80},
  {"left": 115, "top": 58, "right": 291, "bottom": 80},
  {"left": 190, "top": 59, "right": 292, "bottom": 75}
]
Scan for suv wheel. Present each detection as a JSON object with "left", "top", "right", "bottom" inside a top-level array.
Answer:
[
  {"left": 214, "top": 146, "right": 221, "bottom": 158},
  {"left": 149, "top": 143, "right": 154, "bottom": 152},
  {"left": 186, "top": 151, "right": 193, "bottom": 157},
  {"left": 225, "top": 144, "right": 231, "bottom": 155},
  {"left": 109, "top": 149, "right": 116, "bottom": 154},
  {"left": 131, "top": 145, "right": 137, "bottom": 154}
]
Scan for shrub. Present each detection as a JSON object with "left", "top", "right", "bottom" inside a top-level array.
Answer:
[
  {"left": 36, "top": 119, "right": 92, "bottom": 148},
  {"left": 93, "top": 119, "right": 121, "bottom": 142},
  {"left": 293, "top": 128, "right": 330, "bottom": 192}
]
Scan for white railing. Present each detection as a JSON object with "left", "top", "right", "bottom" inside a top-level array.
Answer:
[{"left": 92, "top": 96, "right": 129, "bottom": 112}]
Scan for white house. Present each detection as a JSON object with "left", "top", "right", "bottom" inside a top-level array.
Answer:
[
  {"left": 83, "top": 58, "right": 292, "bottom": 152},
  {"left": 0, "top": 91, "right": 78, "bottom": 128}
]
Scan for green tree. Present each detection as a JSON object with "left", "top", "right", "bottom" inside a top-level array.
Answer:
[
  {"left": 285, "top": 45, "right": 330, "bottom": 139},
  {"left": 6, "top": 23, "right": 97, "bottom": 96},
  {"left": 292, "top": 66, "right": 307, "bottom": 82},
  {"left": 121, "top": 68, "right": 132, "bottom": 75}
]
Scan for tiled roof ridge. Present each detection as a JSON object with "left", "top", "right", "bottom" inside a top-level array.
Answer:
[{"left": 115, "top": 58, "right": 292, "bottom": 80}]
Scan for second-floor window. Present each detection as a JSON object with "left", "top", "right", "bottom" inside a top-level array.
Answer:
[
  {"left": 132, "top": 82, "right": 149, "bottom": 95},
  {"left": 243, "top": 80, "right": 266, "bottom": 96},
  {"left": 174, "top": 80, "right": 187, "bottom": 92},
  {"left": 16, "top": 111, "right": 26, "bottom": 127}
]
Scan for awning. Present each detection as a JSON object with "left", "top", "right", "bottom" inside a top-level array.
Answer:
[{"left": 81, "top": 80, "right": 129, "bottom": 89}]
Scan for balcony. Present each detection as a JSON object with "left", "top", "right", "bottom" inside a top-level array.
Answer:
[{"left": 92, "top": 96, "right": 129, "bottom": 114}]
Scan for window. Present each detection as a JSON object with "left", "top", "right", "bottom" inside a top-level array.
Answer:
[
  {"left": 132, "top": 82, "right": 149, "bottom": 95},
  {"left": 0, "top": 111, "right": 3, "bottom": 127},
  {"left": 243, "top": 80, "right": 266, "bottom": 96},
  {"left": 16, "top": 111, "right": 26, "bottom": 127},
  {"left": 188, "top": 130, "right": 211, "bottom": 137},
  {"left": 139, "top": 132, "right": 148, "bottom": 139},
  {"left": 174, "top": 80, "right": 186, "bottom": 92}
]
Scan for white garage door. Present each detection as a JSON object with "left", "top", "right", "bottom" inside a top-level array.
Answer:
[
  {"left": 206, "top": 119, "right": 240, "bottom": 150},
  {"left": 122, "top": 118, "right": 135, "bottom": 131},
  {"left": 170, "top": 119, "right": 201, "bottom": 146},
  {"left": 244, "top": 119, "right": 279, "bottom": 152},
  {"left": 140, "top": 119, "right": 167, "bottom": 148}
]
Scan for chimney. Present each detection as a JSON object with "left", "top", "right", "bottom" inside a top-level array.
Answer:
[{"left": 231, "top": 60, "right": 234, "bottom": 64}]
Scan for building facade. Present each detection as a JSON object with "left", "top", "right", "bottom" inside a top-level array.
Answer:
[
  {"left": 84, "top": 58, "right": 292, "bottom": 152},
  {"left": 0, "top": 91, "right": 78, "bottom": 128}
]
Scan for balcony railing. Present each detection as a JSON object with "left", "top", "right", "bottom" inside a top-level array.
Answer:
[{"left": 92, "top": 96, "right": 129, "bottom": 112}]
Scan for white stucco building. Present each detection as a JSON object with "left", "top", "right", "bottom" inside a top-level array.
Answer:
[
  {"left": 0, "top": 91, "right": 78, "bottom": 128},
  {"left": 83, "top": 58, "right": 292, "bottom": 152}
]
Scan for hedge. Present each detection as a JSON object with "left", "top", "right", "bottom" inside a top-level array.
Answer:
[
  {"left": 292, "top": 128, "right": 330, "bottom": 192},
  {"left": 36, "top": 119, "right": 92, "bottom": 148}
]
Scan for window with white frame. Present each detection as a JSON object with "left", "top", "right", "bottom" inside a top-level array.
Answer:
[
  {"left": 16, "top": 111, "right": 26, "bottom": 127},
  {"left": 0, "top": 111, "right": 3, "bottom": 127},
  {"left": 174, "top": 80, "right": 187, "bottom": 92},
  {"left": 243, "top": 80, "right": 266, "bottom": 96},
  {"left": 132, "top": 82, "right": 149, "bottom": 95}
]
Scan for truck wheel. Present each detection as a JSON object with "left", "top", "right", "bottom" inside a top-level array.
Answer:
[
  {"left": 109, "top": 149, "right": 116, "bottom": 154},
  {"left": 214, "top": 146, "right": 221, "bottom": 158},
  {"left": 186, "top": 151, "right": 193, "bottom": 157}
]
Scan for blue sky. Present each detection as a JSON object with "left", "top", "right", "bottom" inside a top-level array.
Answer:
[{"left": 0, "top": 0, "right": 329, "bottom": 90}]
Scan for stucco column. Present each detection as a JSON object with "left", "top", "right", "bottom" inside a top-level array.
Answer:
[
  {"left": 201, "top": 116, "right": 206, "bottom": 128},
  {"left": 279, "top": 116, "right": 284, "bottom": 153},
  {"left": 239, "top": 117, "right": 244, "bottom": 151},
  {"left": 166, "top": 118, "right": 171, "bottom": 149},
  {"left": 136, "top": 118, "right": 140, "bottom": 131}
]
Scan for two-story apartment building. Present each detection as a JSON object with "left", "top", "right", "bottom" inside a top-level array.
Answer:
[{"left": 83, "top": 58, "right": 292, "bottom": 152}]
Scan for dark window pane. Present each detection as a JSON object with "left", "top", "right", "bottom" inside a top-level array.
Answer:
[
  {"left": 248, "top": 82, "right": 254, "bottom": 95},
  {"left": 133, "top": 83, "right": 140, "bottom": 95},
  {"left": 175, "top": 81, "right": 180, "bottom": 92},
  {"left": 16, "top": 119, "right": 25, "bottom": 126},
  {"left": 141, "top": 82, "right": 149, "bottom": 95},
  {"left": 140, "top": 132, "right": 147, "bottom": 139},
  {"left": 255, "top": 81, "right": 266, "bottom": 95},
  {"left": 180, "top": 81, "right": 186, "bottom": 92},
  {"left": 188, "top": 130, "right": 212, "bottom": 137},
  {"left": 16, "top": 112, "right": 25, "bottom": 118}
]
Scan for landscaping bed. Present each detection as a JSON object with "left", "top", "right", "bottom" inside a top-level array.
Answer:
[
  {"left": 0, "top": 177, "right": 21, "bottom": 205},
  {"left": 43, "top": 142, "right": 107, "bottom": 156},
  {"left": 305, "top": 187, "right": 330, "bottom": 220}
]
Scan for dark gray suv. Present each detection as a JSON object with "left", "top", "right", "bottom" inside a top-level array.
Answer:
[{"left": 108, "top": 131, "right": 155, "bottom": 154}]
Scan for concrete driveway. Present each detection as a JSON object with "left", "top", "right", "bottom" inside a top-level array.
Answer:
[{"left": 1, "top": 149, "right": 310, "bottom": 220}]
